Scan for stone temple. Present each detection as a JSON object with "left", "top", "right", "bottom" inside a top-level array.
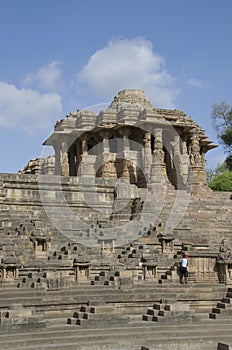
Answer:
[{"left": 0, "top": 89, "right": 232, "bottom": 350}]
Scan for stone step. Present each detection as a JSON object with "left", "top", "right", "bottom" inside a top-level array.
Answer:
[
  {"left": 217, "top": 302, "right": 227, "bottom": 309},
  {"left": 75, "top": 314, "right": 129, "bottom": 327},
  {"left": 0, "top": 321, "right": 232, "bottom": 350},
  {"left": 222, "top": 297, "right": 231, "bottom": 304},
  {"left": 1, "top": 316, "right": 232, "bottom": 336},
  {"left": 210, "top": 307, "right": 232, "bottom": 319},
  {"left": 0, "top": 281, "right": 226, "bottom": 292},
  {"left": 67, "top": 317, "right": 79, "bottom": 325},
  {"left": 212, "top": 307, "right": 221, "bottom": 314},
  {"left": 90, "top": 305, "right": 116, "bottom": 314},
  {"left": 45, "top": 316, "right": 70, "bottom": 327},
  {"left": 0, "top": 286, "right": 227, "bottom": 308}
]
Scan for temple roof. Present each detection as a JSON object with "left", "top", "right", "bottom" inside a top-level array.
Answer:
[
  {"left": 43, "top": 89, "right": 218, "bottom": 151},
  {"left": 108, "top": 89, "right": 153, "bottom": 111}
]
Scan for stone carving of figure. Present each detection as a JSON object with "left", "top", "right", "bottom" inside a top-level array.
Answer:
[
  {"left": 154, "top": 149, "right": 164, "bottom": 163},
  {"left": 101, "top": 161, "right": 116, "bottom": 177},
  {"left": 228, "top": 265, "right": 232, "bottom": 280},
  {"left": 6, "top": 268, "right": 14, "bottom": 279},
  {"left": 217, "top": 239, "right": 232, "bottom": 262},
  {"left": 153, "top": 129, "right": 164, "bottom": 164},
  {"left": 144, "top": 133, "right": 151, "bottom": 150},
  {"left": 61, "top": 152, "right": 69, "bottom": 176},
  {"left": 189, "top": 131, "right": 201, "bottom": 166}
]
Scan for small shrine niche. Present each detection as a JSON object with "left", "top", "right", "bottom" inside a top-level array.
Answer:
[
  {"left": 158, "top": 233, "right": 174, "bottom": 254},
  {"left": 143, "top": 264, "right": 157, "bottom": 279},
  {"left": 31, "top": 236, "right": 50, "bottom": 253},
  {"left": 78, "top": 265, "right": 89, "bottom": 278},
  {"left": 216, "top": 239, "right": 232, "bottom": 284},
  {"left": 140, "top": 252, "right": 158, "bottom": 280},
  {"left": 98, "top": 237, "right": 115, "bottom": 254},
  {"left": 36, "top": 238, "right": 48, "bottom": 252},
  {"left": 73, "top": 259, "right": 90, "bottom": 281},
  {"left": 0, "top": 257, "right": 20, "bottom": 281}
]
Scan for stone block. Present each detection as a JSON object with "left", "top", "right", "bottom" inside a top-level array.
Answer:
[
  {"left": 217, "top": 343, "right": 230, "bottom": 350},
  {"left": 90, "top": 305, "right": 115, "bottom": 314}
]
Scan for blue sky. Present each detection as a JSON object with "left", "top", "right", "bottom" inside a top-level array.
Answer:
[{"left": 0, "top": 0, "right": 232, "bottom": 173}]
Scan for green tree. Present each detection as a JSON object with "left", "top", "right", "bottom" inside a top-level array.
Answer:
[
  {"left": 206, "top": 162, "right": 229, "bottom": 183},
  {"left": 211, "top": 102, "right": 232, "bottom": 169},
  {"left": 208, "top": 171, "right": 232, "bottom": 191}
]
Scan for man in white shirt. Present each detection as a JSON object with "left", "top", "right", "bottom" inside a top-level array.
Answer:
[{"left": 180, "top": 253, "right": 188, "bottom": 284}]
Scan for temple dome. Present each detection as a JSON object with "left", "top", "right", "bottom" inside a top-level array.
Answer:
[{"left": 108, "top": 89, "right": 153, "bottom": 111}]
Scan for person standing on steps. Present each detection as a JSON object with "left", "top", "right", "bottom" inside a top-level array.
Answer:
[{"left": 180, "top": 253, "right": 188, "bottom": 284}]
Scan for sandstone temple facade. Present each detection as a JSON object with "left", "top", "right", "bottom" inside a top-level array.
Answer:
[
  {"left": 22, "top": 89, "right": 215, "bottom": 192},
  {"left": 0, "top": 90, "right": 232, "bottom": 350}
]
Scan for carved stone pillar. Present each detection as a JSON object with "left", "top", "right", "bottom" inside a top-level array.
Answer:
[
  {"left": 101, "top": 130, "right": 110, "bottom": 153},
  {"left": 143, "top": 133, "right": 152, "bottom": 177},
  {"left": 189, "top": 130, "right": 201, "bottom": 166},
  {"left": 122, "top": 127, "right": 130, "bottom": 151},
  {"left": 61, "top": 151, "right": 69, "bottom": 176},
  {"left": 54, "top": 144, "right": 61, "bottom": 175},
  {"left": 178, "top": 134, "right": 190, "bottom": 184},
  {"left": 69, "top": 146, "right": 76, "bottom": 176},
  {"left": 188, "top": 130, "right": 208, "bottom": 195},
  {"left": 77, "top": 135, "right": 97, "bottom": 177},
  {"left": 169, "top": 133, "right": 187, "bottom": 189},
  {"left": 117, "top": 127, "right": 130, "bottom": 152},
  {"left": 173, "top": 134, "right": 180, "bottom": 155},
  {"left": 96, "top": 130, "right": 117, "bottom": 178},
  {"left": 116, "top": 127, "right": 131, "bottom": 180},
  {"left": 153, "top": 128, "right": 165, "bottom": 164},
  {"left": 144, "top": 133, "right": 151, "bottom": 151},
  {"left": 81, "top": 136, "right": 88, "bottom": 155},
  {"left": 75, "top": 140, "right": 82, "bottom": 173},
  {"left": 150, "top": 128, "right": 166, "bottom": 184}
]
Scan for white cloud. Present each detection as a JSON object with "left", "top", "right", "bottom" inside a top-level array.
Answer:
[
  {"left": 0, "top": 81, "right": 62, "bottom": 134},
  {"left": 77, "top": 37, "right": 179, "bottom": 108},
  {"left": 187, "top": 78, "right": 205, "bottom": 89},
  {"left": 22, "top": 61, "right": 63, "bottom": 92}
]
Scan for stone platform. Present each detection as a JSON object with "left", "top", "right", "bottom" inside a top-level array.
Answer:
[{"left": 0, "top": 90, "right": 231, "bottom": 349}]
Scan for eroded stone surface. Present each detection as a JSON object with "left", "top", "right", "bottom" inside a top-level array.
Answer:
[{"left": 0, "top": 90, "right": 231, "bottom": 350}]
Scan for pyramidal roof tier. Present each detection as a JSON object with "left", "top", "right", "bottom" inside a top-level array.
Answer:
[
  {"left": 44, "top": 89, "right": 217, "bottom": 150},
  {"left": 108, "top": 89, "right": 153, "bottom": 111}
]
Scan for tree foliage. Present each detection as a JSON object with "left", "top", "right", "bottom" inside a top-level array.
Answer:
[
  {"left": 206, "top": 162, "right": 229, "bottom": 183},
  {"left": 211, "top": 102, "right": 232, "bottom": 169},
  {"left": 208, "top": 171, "right": 232, "bottom": 191}
]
